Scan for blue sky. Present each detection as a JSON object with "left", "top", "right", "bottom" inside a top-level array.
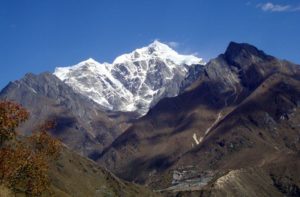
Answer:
[{"left": 0, "top": 0, "right": 300, "bottom": 89}]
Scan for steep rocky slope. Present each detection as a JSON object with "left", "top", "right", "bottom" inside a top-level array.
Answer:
[
  {"left": 99, "top": 42, "right": 300, "bottom": 196},
  {"left": 0, "top": 73, "right": 128, "bottom": 158}
]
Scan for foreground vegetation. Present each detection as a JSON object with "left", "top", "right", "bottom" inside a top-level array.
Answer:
[
  {"left": 0, "top": 101, "right": 61, "bottom": 196},
  {"left": 0, "top": 101, "right": 159, "bottom": 197}
]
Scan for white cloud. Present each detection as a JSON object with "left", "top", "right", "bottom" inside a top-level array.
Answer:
[
  {"left": 150, "top": 39, "right": 179, "bottom": 48},
  {"left": 167, "top": 41, "right": 179, "bottom": 48},
  {"left": 257, "top": 2, "right": 300, "bottom": 12}
]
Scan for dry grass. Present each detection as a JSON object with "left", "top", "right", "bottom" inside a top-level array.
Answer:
[{"left": 0, "top": 185, "right": 13, "bottom": 197}]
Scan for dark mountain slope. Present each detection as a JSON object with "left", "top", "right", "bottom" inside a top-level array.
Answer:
[{"left": 99, "top": 42, "right": 300, "bottom": 196}]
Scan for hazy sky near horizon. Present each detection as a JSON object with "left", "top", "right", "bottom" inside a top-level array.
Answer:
[{"left": 0, "top": 0, "right": 300, "bottom": 89}]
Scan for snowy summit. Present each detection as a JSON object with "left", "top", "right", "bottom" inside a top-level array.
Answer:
[
  {"left": 54, "top": 40, "right": 205, "bottom": 116},
  {"left": 113, "top": 40, "right": 202, "bottom": 65}
]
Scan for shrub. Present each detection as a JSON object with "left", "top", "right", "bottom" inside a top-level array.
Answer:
[{"left": 0, "top": 101, "right": 61, "bottom": 196}]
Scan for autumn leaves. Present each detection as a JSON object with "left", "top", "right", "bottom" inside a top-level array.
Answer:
[{"left": 0, "top": 101, "right": 61, "bottom": 196}]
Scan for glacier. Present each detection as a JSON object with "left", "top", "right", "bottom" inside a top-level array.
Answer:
[{"left": 54, "top": 40, "right": 205, "bottom": 116}]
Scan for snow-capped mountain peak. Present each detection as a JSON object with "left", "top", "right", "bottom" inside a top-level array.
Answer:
[
  {"left": 113, "top": 40, "right": 203, "bottom": 66},
  {"left": 54, "top": 41, "right": 205, "bottom": 116}
]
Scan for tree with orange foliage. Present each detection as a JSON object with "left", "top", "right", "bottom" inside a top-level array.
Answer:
[
  {"left": 28, "top": 121, "right": 61, "bottom": 160},
  {"left": 0, "top": 101, "right": 61, "bottom": 196},
  {"left": 0, "top": 101, "right": 29, "bottom": 145},
  {"left": 0, "top": 142, "right": 49, "bottom": 196}
]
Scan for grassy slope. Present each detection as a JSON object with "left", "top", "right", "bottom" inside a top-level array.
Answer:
[
  {"left": 48, "top": 147, "right": 159, "bottom": 197},
  {"left": 1, "top": 146, "right": 159, "bottom": 197},
  {"left": 0, "top": 185, "right": 13, "bottom": 197}
]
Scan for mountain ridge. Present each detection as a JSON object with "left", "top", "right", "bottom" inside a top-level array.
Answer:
[{"left": 0, "top": 72, "right": 129, "bottom": 158}]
